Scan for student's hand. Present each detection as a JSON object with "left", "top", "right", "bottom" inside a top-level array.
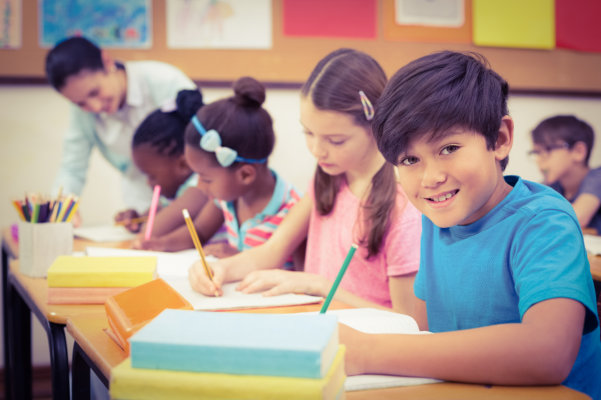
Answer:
[
  {"left": 338, "top": 323, "right": 369, "bottom": 376},
  {"left": 237, "top": 270, "right": 328, "bottom": 297},
  {"left": 114, "top": 209, "right": 142, "bottom": 233},
  {"left": 203, "top": 242, "right": 239, "bottom": 258},
  {"left": 132, "top": 236, "right": 170, "bottom": 252},
  {"left": 188, "top": 260, "right": 225, "bottom": 297}
]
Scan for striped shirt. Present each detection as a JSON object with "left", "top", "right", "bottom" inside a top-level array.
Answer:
[{"left": 217, "top": 170, "right": 301, "bottom": 266}]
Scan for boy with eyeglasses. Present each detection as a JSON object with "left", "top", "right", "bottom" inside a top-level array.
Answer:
[{"left": 530, "top": 115, "right": 601, "bottom": 233}]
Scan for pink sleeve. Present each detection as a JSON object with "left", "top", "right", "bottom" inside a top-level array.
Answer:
[{"left": 384, "top": 192, "right": 422, "bottom": 277}]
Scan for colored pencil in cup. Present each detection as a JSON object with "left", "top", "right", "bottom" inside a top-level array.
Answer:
[
  {"left": 144, "top": 185, "right": 161, "bottom": 240},
  {"left": 320, "top": 243, "right": 358, "bottom": 313}
]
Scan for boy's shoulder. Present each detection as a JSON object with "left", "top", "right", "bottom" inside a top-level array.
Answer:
[{"left": 504, "top": 176, "right": 576, "bottom": 218}]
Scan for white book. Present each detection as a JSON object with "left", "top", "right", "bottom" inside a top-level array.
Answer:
[{"left": 318, "top": 308, "right": 442, "bottom": 391}]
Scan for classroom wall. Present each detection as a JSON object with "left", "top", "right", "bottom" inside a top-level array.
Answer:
[{"left": 1, "top": 84, "right": 601, "bottom": 366}]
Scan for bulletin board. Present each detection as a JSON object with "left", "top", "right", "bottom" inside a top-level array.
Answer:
[{"left": 2, "top": 0, "right": 601, "bottom": 94}]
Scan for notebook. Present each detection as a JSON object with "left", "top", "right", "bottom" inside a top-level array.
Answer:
[
  {"left": 85, "top": 246, "right": 323, "bottom": 310},
  {"left": 324, "top": 308, "right": 442, "bottom": 391}
]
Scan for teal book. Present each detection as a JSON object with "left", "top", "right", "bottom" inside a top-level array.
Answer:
[{"left": 129, "top": 309, "right": 339, "bottom": 378}]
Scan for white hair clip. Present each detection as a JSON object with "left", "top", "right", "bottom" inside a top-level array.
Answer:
[{"left": 359, "top": 90, "right": 374, "bottom": 121}]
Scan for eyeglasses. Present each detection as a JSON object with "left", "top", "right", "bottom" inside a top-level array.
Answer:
[{"left": 527, "top": 143, "right": 570, "bottom": 158}]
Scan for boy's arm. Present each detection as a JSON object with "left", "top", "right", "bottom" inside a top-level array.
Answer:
[
  {"left": 571, "top": 193, "right": 601, "bottom": 230},
  {"left": 341, "top": 297, "right": 584, "bottom": 385}
]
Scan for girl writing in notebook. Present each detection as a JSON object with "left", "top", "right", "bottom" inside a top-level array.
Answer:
[
  {"left": 189, "top": 49, "right": 422, "bottom": 313},
  {"left": 170, "top": 76, "right": 301, "bottom": 258}
]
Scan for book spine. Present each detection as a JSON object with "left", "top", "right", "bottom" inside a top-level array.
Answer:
[{"left": 47, "top": 287, "right": 128, "bottom": 304}]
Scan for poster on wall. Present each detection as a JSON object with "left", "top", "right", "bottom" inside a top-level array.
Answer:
[
  {"left": 383, "top": 0, "right": 471, "bottom": 43},
  {"left": 395, "top": 0, "right": 464, "bottom": 27},
  {"left": 39, "top": 0, "right": 152, "bottom": 48},
  {"left": 0, "top": 0, "right": 21, "bottom": 48},
  {"left": 472, "top": 0, "right": 554, "bottom": 50},
  {"left": 282, "top": 0, "right": 376, "bottom": 39},
  {"left": 167, "top": 0, "right": 272, "bottom": 49}
]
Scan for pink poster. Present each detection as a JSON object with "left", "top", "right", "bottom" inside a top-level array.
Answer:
[
  {"left": 283, "top": 0, "right": 376, "bottom": 39},
  {"left": 556, "top": 0, "right": 601, "bottom": 53}
]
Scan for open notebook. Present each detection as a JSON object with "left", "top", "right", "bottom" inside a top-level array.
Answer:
[
  {"left": 84, "top": 247, "right": 321, "bottom": 310},
  {"left": 316, "top": 308, "right": 442, "bottom": 391}
]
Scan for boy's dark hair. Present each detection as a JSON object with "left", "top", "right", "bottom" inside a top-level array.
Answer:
[
  {"left": 133, "top": 89, "right": 204, "bottom": 157},
  {"left": 184, "top": 76, "right": 274, "bottom": 164},
  {"left": 301, "top": 48, "right": 394, "bottom": 259},
  {"left": 373, "top": 50, "right": 510, "bottom": 170},
  {"left": 45, "top": 36, "right": 105, "bottom": 90},
  {"left": 531, "top": 115, "right": 595, "bottom": 165}
]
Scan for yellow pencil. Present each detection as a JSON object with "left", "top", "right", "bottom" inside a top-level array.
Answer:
[{"left": 182, "top": 208, "right": 215, "bottom": 283}]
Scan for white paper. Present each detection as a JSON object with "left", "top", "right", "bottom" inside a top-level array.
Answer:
[
  {"left": 74, "top": 226, "right": 138, "bottom": 242},
  {"left": 162, "top": 277, "right": 321, "bottom": 311},
  {"left": 85, "top": 246, "right": 322, "bottom": 310},
  {"left": 309, "top": 308, "right": 442, "bottom": 391},
  {"left": 85, "top": 246, "right": 200, "bottom": 277},
  {"left": 583, "top": 234, "right": 601, "bottom": 255}
]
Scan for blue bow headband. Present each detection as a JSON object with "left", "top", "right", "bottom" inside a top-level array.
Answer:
[{"left": 191, "top": 116, "right": 267, "bottom": 167}]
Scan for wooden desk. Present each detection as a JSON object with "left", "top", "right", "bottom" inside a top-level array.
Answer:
[
  {"left": 1, "top": 229, "right": 129, "bottom": 400},
  {"left": 65, "top": 303, "right": 589, "bottom": 400}
]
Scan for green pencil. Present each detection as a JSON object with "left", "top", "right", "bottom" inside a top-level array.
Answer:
[{"left": 320, "top": 243, "right": 358, "bottom": 313}]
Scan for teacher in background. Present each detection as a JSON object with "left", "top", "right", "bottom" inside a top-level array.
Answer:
[{"left": 45, "top": 36, "right": 196, "bottom": 225}]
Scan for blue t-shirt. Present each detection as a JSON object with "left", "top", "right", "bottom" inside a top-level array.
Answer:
[
  {"left": 551, "top": 166, "right": 601, "bottom": 234},
  {"left": 415, "top": 175, "right": 601, "bottom": 399}
]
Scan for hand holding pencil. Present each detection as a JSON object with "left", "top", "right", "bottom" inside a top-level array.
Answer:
[
  {"left": 114, "top": 209, "right": 147, "bottom": 233},
  {"left": 183, "top": 209, "right": 222, "bottom": 297}
]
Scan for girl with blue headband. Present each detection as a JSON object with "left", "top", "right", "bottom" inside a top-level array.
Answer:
[{"left": 182, "top": 77, "right": 301, "bottom": 259}]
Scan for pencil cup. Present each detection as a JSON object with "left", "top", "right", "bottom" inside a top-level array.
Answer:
[{"left": 18, "top": 222, "right": 73, "bottom": 278}]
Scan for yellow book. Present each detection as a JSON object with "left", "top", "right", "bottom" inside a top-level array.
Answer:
[
  {"left": 110, "top": 346, "right": 346, "bottom": 400},
  {"left": 47, "top": 256, "right": 156, "bottom": 288}
]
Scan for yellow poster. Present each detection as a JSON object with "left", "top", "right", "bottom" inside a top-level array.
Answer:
[{"left": 473, "top": 0, "right": 555, "bottom": 49}]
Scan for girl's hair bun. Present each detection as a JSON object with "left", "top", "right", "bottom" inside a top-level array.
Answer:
[
  {"left": 233, "top": 76, "right": 265, "bottom": 108},
  {"left": 175, "top": 89, "right": 204, "bottom": 120}
]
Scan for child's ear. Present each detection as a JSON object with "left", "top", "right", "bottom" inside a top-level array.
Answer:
[
  {"left": 235, "top": 164, "right": 257, "bottom": 185},
  {"left": 494, "top": 116, "right": 514, "bottom": 161},
  {"left": 570, "top": 141, "right": 588, "bottom": 163},
  {"left": 175, "top": 154, "right": 192, "bottom": 176}
]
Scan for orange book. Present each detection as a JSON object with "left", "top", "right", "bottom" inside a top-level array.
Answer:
[{"left": 104, "top": 278, "right": 193, "bottom": 354}]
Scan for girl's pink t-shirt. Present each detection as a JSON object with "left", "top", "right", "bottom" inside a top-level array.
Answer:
[{"left": 305, "top": 178, "right": 422, "bottom": 308}]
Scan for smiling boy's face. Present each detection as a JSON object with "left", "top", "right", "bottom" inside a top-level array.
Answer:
[{"left": 395, "top": 119, "right": 514, "bottom": 228}]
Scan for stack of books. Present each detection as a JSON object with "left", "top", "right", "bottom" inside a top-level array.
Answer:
[
  {"left": 105, "top": 278, "right": 193, "bottom": 353},
  {"left": 110, "top": 309, "right": 346, "bottom": 400},
  {"left": 46, "top": 256, "right": 156, "bottom": 305}
]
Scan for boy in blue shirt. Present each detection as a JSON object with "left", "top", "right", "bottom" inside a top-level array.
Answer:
[
  {"left": 530, "top": 115, "right": 601, "bottom": 234},
  {"left": 339, "top": 51, "right": 601, "bottom": 399}
]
